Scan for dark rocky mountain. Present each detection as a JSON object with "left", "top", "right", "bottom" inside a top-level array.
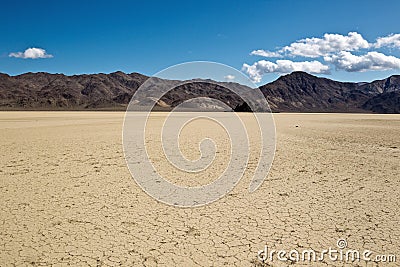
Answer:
[
  {"left": 0, "top": 71, "right": 148, "bottom": 110},
  {"left": 362, "top": 92, "right": 400, "bottom": 113},
  {"left": 0, "top": 71, "right": 399, "bottom": 113},
  {"left": 0, "top": 71, "right": 251, "bottom": 111},
  {"left": 358, "top": 75, "right": 400, "bottom": 113},
  {"left": 259, "top": 72, "right": 393, "bottom": 112}
]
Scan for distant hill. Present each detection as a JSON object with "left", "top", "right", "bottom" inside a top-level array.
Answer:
[
  {"left": 0, "top": 71, "right": 148, "bottom": 110},
  {"left": 0, "top": 71, "right": 399, "bottom": 113},
  {"left": 259, "top": 72, "right": 400, "bottom": 113}
]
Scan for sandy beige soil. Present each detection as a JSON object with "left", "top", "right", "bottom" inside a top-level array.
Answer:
[{"left": 0, "top": 112, "right": 399, "bottom": 266}]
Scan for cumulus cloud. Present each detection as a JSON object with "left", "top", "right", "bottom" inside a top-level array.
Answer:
[
  {"left": 324, "top": 51, "right": 400, "bottom": 72},
  {"left": 243, "top": 31, "right": 400, "bottom": 82},
  {"left": 282, "top": 32, "right": 370, "bottom": 58},
  {"left": 9, "top": 48, "right": 53, "bottom": 59},
  {"left": 224, "top": 74, "right": 236, "bottom": 82},
  {"left": 250, "top": 49, "right": 282, "bottom": 58},
  {"left": 224, "top": 74, "right": 236, "bottom": 81},
  {"left": 374, "top": 33, "right": 400, "bottom": 48},
  {"left": 242, "top": 60, "right": 330, "bottom": 82}
]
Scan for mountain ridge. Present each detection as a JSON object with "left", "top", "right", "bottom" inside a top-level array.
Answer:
[
  {"left": 0, "top": 71, "right": 399, "bottom": 113},
  {"left": 259, "top": 71, "right": 399, "bottom": 113}
]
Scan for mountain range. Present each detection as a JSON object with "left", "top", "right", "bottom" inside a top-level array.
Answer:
[{"left": 0, "top": 71, "right": 399, "bottom": 113}]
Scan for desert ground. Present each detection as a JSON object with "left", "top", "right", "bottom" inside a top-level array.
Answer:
[{"left": 0, "top": 112, "right": 399, "bottom": 266}]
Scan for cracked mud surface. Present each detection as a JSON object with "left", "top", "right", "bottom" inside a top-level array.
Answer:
[{"left": 1, "top": 112, "right": 399, "bottom": 266}]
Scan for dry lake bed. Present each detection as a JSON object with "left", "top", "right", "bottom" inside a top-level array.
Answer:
[{"left": 0, "top": 112, "right": 399, "bottom": 266}]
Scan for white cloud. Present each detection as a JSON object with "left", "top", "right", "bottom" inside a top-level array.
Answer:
[
  {"left": 244, "top": 31, "right": 400, "bottom": 81},
  {"left": 224, "top": 74, "right": 236, "bottom": 81},
  {"left": 250, "top": 49, "right": 282, "bottom": 58},
  {"left": 9, "top": 48, "right": 53, "bottom": 59},
  {"left": 324, "top": 51, "right": 400, "bottom": 72},
  {"left": 242, "top": 60, "right": 330, "bottom": 82},
  {"left": 282, "top": 32, "right": 370, "bottom": 58},
  {"left": 374, "top": 33, "right": 400, "bottom": 48}
]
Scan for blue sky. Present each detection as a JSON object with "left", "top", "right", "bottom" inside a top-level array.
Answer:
[{"left": 1, "top": 0, "right": 400, "bottom": 84}]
